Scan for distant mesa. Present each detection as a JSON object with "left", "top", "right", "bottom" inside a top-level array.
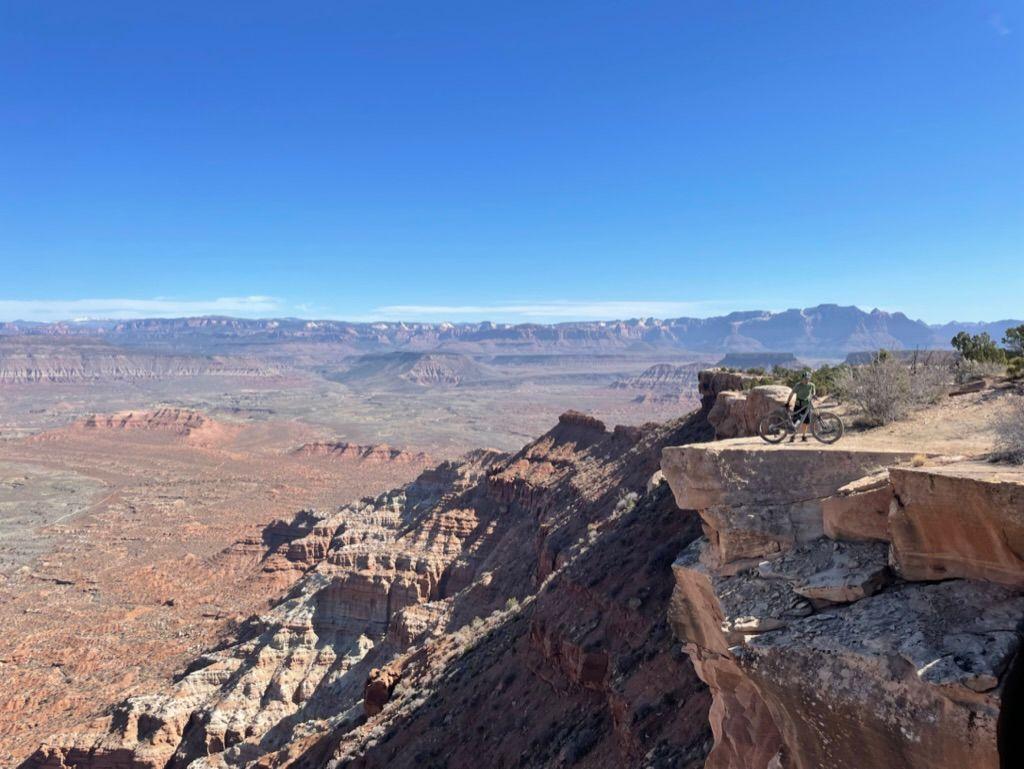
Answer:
[
  {"left": 0, "top": 336, "right": 282, "bottom": 384},
  {"left": 292, "top": 441, "right": 430, "bottom": 464},
  {"left": 844, "top": 349, "right": 959, "bottom": 366},
  {"left": 72, "top": 408, "right": 224, "bottom": 438},
  {"left": 715, "top": 352, "right": 802, "bottom": 370},
  {"left": 39, "top": 408, "right": 238, "bottom": 447},
  {"left": 611, "top": 363, "right": 702, "bottom": 391},
  {"left": 330, "top": 351, "right": 489, "bottom": 387}
]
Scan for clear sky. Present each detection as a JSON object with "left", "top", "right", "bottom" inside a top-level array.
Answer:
[{"left": 1, "top": 1, "right": 1021, "bottom": 324}]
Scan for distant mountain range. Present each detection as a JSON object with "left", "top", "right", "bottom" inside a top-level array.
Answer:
[{"left": 1, "top": 305, "right": 1019, "bottom": 359}]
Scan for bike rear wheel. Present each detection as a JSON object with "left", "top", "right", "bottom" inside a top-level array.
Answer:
[
  {"left": 812, "top": 412, "right": 845, "bottom": 444},
  {"left": 758, "top": 411, "right": 790, "bottom": 444}
]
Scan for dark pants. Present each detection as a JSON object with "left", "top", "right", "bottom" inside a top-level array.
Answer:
[{"left": 794, "top": 400, "right": 811, "bottom": 424}]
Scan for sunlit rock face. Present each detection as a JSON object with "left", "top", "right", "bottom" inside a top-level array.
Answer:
[{"left": 888, "top": 463, "right": 1024, "bottom": 588}]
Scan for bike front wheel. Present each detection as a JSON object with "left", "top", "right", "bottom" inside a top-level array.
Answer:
[
  {"left": 758, "top": 411, "right": 790, "bottom": 444},
  {"left": 812, "top": 412, "right": 845, "bottom": 444}
]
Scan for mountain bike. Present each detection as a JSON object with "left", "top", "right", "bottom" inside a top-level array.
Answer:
[{"left": 757, "top": 402, "right": 844, "bottom": 444}]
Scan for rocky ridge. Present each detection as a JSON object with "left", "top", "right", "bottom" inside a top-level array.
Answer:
[
  {"left": 0, "top": 339, "right": 282, "bottom": 384},
  {"left": 291, "top": 442, "right": 431, "bottom": 464},
  {"left": 611, "top": 363, "right": 703, "bottom": 392}
]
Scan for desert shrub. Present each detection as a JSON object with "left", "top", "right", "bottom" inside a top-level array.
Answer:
[
  {"left": 952, "top": 332, "right": 1007, "bottom": 363},
  {"left": 770, "top": 364, "right": 847, "bottom": 396},
  {"left": 909, "top": 362, "right": 953, "bottom": 404},
  {"left": 836, "top": 352, "right": 950, "bottom": 425},
  {"left": 1003, "top": 325, "right": 1024, "bottom": 357},
  {"left": 837, "top": 355, "right": 911, "bottom": 425},
  {"left": 955, "top": 358, "right": 1007, "bottom": 384},
  {"left": 613, "top": 491, "right": 639, "bottom": 516},
  {"left": 839, "top": 350, "right": 950, "bottom": 423},
  {"left": 993, "top": 395, "right": 1024, "bottom": 464},
  {"left": 1009, "top": 357, "right": 1024, "bottom": 381}
]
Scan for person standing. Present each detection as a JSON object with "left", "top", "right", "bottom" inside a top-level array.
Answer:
[{"left": 785, "top": 371, "right": 816, "bottom": 443}]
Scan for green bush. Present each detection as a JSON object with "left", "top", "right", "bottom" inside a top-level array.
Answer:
[
  {"left": 1003, "top": 325, "right": 1024, "bottom": 357},
  {"left": 1009, "top": 357, "right": 1024, "bottom": 381},
  {"left": 769, "top": 364, "right": 847, "bottom": 396},
  {"left": 952, "top": 332, "right": 1007, "bottom": 363}
]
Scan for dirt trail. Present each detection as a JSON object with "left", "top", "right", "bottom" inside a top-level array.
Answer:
[{"left": 721, "top": 385, "right": 1019, "bottom": 457}]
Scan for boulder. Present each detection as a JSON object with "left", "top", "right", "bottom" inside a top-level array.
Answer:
[
  {"left": 821, "top": 471, "right": 894, "bottom": 542},
  {"left": 757, "top": 539, "right": 892, "bottom": 604},
  {"left": 698, "top": 370, "right": 755, "bottom": 411},
  {"left": 364, "top": 664, "right": 401, "bottom": 716},
  {"left": 706, "top": 392, "right": 749, "bottom": 439},
  {"left": 706, "top": 386, "right": 792, "bottom": 439},
  {"left": 889, "top": 462, "right": 1024, "bottom": 587}
]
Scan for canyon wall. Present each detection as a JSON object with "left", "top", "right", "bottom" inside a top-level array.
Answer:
[{"left": 22, "top": 411, "right": 717, "bottom": 769}]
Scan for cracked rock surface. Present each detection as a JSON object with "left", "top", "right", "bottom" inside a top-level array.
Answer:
[{"left": 663, "top": 438, "right": 1024, "bottom": 769}]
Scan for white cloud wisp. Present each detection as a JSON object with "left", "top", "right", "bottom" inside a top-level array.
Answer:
[{"left": 0, "top": 296, "right": 285, "bottom": 323}]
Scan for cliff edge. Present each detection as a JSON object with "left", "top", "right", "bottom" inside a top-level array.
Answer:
[{"left": 662, "top": 397, "right": 1024, "bottom": 769}]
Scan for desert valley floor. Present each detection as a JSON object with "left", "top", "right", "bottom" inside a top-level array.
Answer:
[{"left": 0, "top": 350, "right": 699, "bottom": 765}]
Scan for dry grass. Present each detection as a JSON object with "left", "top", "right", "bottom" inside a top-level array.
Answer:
[
  {"left": 993, "top": 394, "right": 1024, "bottom": 464},
  {"left": 837, "top": 356, "right": 952, "bottom": 426},
  {"left": 955, "top": 358, "right": 1006, "bottom": 384}
]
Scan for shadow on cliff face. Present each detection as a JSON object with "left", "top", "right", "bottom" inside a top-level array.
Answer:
[
  {"left": 301, "top": 413, "right": 715, "bottom": 769},
  {"left": 999, "top": 648, "right": 1024, "bottom": 769}
]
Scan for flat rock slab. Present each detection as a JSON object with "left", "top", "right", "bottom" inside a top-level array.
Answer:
[
  {"left": 758, "top": 539, "right": 892, "bottom": 604},
  {"left": 889, "top": 462, "right": 1024, "bottom": 587},
  {"left": 662, "top": 443, "right": 917, "bottom": 564},
  {"left": 662, "top": 442, "right": 918, "bottom": 510}
]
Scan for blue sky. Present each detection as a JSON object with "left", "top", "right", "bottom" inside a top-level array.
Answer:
[{"left": 1, "top": 1, "right": 1021, "bottom": 324}]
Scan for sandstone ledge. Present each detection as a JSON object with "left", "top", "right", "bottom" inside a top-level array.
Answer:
[
  {"left": 663, "top": 437, "right": 1024, "bottom": 769},
  {"left": 661, "top": 441, "right": 917, "bottom": 565},
  {"left": 889, "top": 462, "right": 1024, "bottom": 587}
]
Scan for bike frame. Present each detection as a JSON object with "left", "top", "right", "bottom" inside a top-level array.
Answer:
[{"left": 782, "top": 402, "right": 815, "bottom": 432}]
